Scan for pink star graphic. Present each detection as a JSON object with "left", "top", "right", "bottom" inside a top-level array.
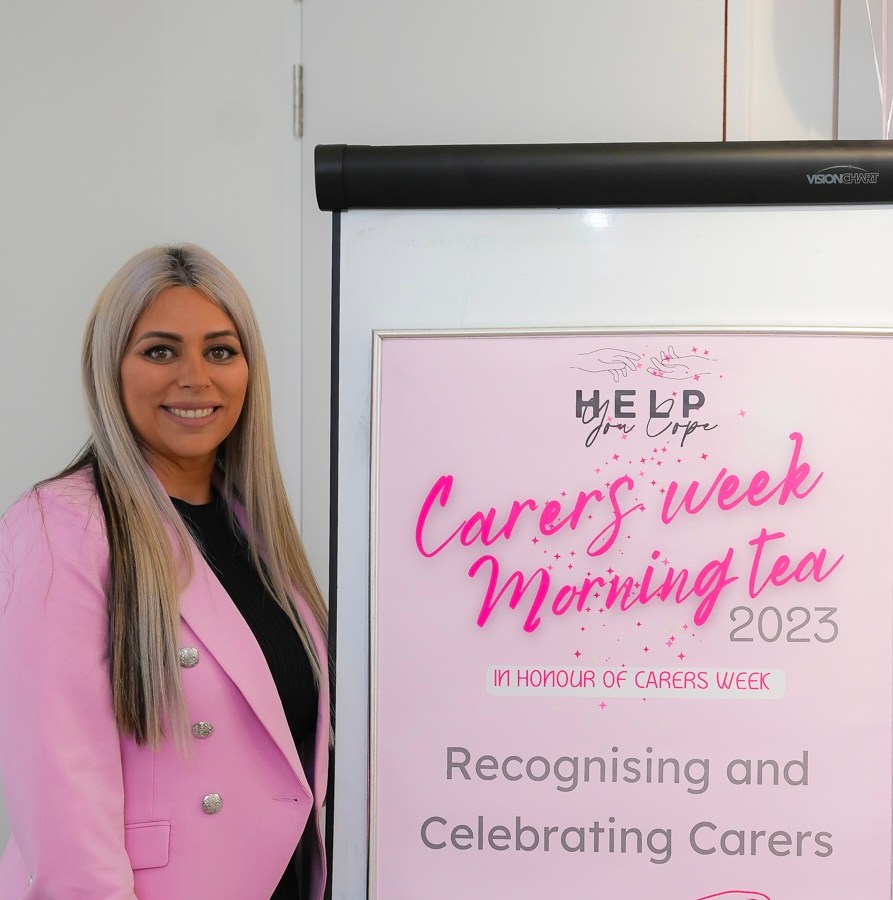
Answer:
[
  {"left": 574, "top": 650, "right": 581, "bottom": 658},
  {"left": 531, "top": 536, "right": 539, "bottom": 545},
  {"left": 738, "top": 409, "right": 746, "bottom": 417}
]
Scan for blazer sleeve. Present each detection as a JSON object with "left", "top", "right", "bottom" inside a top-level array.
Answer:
[{"left": 0, "top": 485, "right": 138, "bottom": 899}]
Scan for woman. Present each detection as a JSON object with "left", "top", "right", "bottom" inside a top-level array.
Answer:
[{"left": 0, "top": 245, "right": 329, "bottom": 898}]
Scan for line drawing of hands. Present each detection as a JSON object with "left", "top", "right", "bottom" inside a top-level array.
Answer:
[
  {"left": 647, "top": 345, "right": 718, "bottom": 381},
  {"left": 572, "top": 348, "right": 641, "bottom": 383}
]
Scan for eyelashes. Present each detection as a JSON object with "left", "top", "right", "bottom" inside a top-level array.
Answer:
[
  {"left": 139, "top": 344, "right": 241, "bottom": 362},
  {"left": 206, "top": 345, "right": 240, "bottom": 361},
  {"left": 142, "top": 345, "right": 175, "bottom": 361}
]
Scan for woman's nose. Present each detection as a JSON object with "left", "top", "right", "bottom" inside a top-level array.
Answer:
[{"left": 177, "top": 352, "right": 211, "bottom": 388}]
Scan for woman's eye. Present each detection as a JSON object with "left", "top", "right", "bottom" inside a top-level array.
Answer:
[
  {"left": 144, "top": 346, "right": 174, "bottom": 361},
  {"left": 207, "top": 345, "right": 238, "bottom": 361}
]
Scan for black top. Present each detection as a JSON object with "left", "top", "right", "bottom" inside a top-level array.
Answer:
[{"left": 173, "top": 494, "right": 317, "bottom": 899}]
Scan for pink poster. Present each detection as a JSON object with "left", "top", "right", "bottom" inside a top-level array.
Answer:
[{"left": 371, "top": 331, "right": 893, "bottom": 900}]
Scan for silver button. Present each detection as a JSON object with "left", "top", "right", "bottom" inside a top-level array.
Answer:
[
  {"left": 201, "top": 793, "right": 222, "bottom": 815},
  {"left": 192, "top": 721, "right": 214, "bottom": 739},
  {"left": 179, "top": 647, "right": 200, "bottom": 668}
]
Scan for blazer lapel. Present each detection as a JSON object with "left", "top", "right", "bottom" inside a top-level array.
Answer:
[
  {"left": 178, "top": 544, "right": 311, "bottom": 799},
  {"left": 228, "top": 496, "right": 331, "bottom": 809}
]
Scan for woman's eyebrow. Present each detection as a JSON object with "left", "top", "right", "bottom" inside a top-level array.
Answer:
[
  {"left": 205, "top": 330, "right": 240, "bottom": 340},
  {"left": 131, "top": 329, "right": 240, "bottom": 342},
  {"left": 133, "top": 330, "right": 182, "bottom": 342}
]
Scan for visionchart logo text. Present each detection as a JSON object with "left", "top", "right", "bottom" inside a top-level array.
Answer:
[{"left": 806, "top": 165, "right": 879, "bottom": 185}]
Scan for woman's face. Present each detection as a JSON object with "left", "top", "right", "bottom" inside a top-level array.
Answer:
[{"left": 119, "top": 286, "right": 249, "bottom": 499}]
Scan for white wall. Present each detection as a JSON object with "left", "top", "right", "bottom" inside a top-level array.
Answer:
[
  {"left": 0, "top": 0, "right": 303, "bottom": 513},
  {"left": 839, "top": 0, "right": 893, "bottom": 137},
  {"left": 0, "top": 0, "right": 881, "bottom": 875},
  {"left": 0, "top": 0, "right": 301, "bottom": 858},
  {"left": 727, "top": 0, "right": 838, "bottom": 139},
  {"left": 0, "top": 2, "right": 164, "bottom": 512}
]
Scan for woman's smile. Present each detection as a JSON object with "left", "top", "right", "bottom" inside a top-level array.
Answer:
[{"left": 163, "top": 404, "right": 219, "bottom": 420}]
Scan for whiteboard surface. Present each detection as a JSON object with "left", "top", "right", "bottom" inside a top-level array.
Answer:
[{"left": 331, "top": 205, "right": 893, "bottom": 897}]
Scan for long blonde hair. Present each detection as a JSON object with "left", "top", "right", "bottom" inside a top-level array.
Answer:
[{"left": 63, "top": 244, "right": 326, "bottom": 746}]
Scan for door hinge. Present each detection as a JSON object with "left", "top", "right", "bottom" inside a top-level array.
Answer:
[{"left": 293, "top": 64, "right": 303, "bottom": 138}]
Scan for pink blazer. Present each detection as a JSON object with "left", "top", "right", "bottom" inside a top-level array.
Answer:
[{"left": 0, "top": 469, "right": 329, "bottom": 899}]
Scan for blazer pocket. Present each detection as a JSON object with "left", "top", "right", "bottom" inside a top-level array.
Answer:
[{"left": 124, "top": 821, "right": 171, "bottom": 870}]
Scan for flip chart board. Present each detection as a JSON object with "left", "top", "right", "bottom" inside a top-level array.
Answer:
[{"left": 317, "top": 142, "right": 893, "bottom": 900}]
